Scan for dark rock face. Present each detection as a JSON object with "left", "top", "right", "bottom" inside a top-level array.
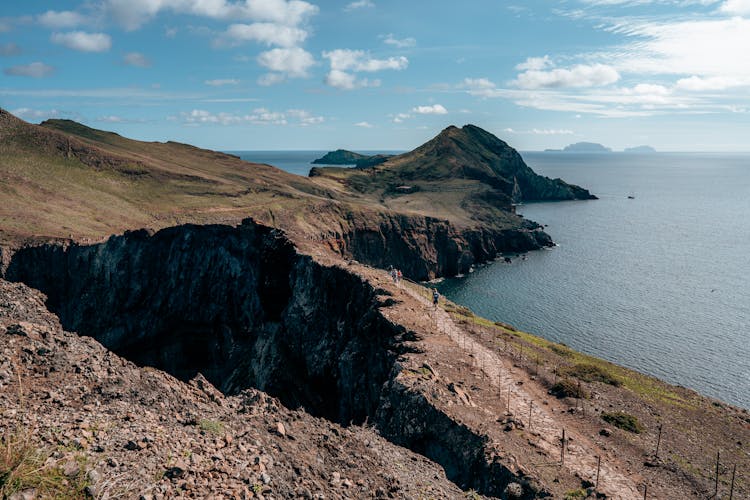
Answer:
[
  {"left": 376, "top": 378, "right": 544, "bottom": 499},
  {"left": 4, "top": 219, "right": 540, "bottom": 497},
  {"left": 5, "top": 221, "right": 408, "bottom": 425},
  {"left": 335, "top": 212, "right": 552, "bottom": 281}
]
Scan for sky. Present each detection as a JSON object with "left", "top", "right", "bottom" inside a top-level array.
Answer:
[{"left": 1, "top": 0, "right": 749, "bottom": 152}]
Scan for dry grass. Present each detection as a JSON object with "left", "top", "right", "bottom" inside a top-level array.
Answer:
[{"left": 0, "top": 428, "right": 88, "bottom": 499}]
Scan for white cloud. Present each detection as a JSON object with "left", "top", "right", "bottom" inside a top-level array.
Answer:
[
  {"left": 205, "top": 78, "right": 239, "bottom": 86},
  {"left": 11, "top": 107, "right": 60, "bottom": 121},
  {"left": 322, "top": 49, "right": 406, "bottom": 90},
  {"left": 515, "top": 55, "right": 552, "bottom": 71},
  {"left": 607, "top": 17, "right": 750, "bottom": 79},
  {"left": 95, "top": 115, "right": 147, "bottom": 123},
  {"left": 325, "top": 69, "right": 380, "bottom": 90},
  {"left": 257, "top": 47, "right": 315, "bottom": 78},
  {"left": 224, "top": 22, "right": 307, "bottom": 47},
  {"left": 123, "top": 52, "right": 151, "bottom": 67},
  {"left": 323, "top": 49, "right": 408, "bottom": 72},
  {"left": 97, "top": 115, "right": 125, "bottom": 123},
  {"left": 201, "top": 97, "right": 260, "bottom": 103},
  {"left": 38, "top": 10, "right": 87, "bottom": 28},
  {"left": 355, "top": 121, "right": 373, "bottom": 128},
  {"left": 382, "top": 34, "right": 416, "bottom": 48},
  {"left": 3, "top": 62, "right": 55, "bottom": 78},
  {"left": 176, "top": 107, "right": 323, "bottom": 126},
  {"left": 412, "top": 104, "right": 448, "bottom": 115},
  {"left": 460, "top": 77, "right": 515, "bottom": 98},
  {"left": 105, "top": 0, "right": 318, "bottom": 31},
  {"left": 51, "top": 31, "right": 111, "bottom": 52},
  {"left": 461, "top": 77, "right": 496, "bottom": 90},
  {"left": 629, "top": 83, "right": 670, "bottom": 95},
  {"left": 344, "top": 0, "right": 375, "bottom": 11},
  {"left": 514, "top": 63, "right": 620, "bottom": 89},
  {"left": 531, "top": 128, "right": 574, "bottom": 135},
  {"left": 248, "top": 108, "right": 287, "bottom": 124},
  {"left": 392, "top": 113, "right": 410, "bottom": 123},
  {"left": 287, "top": 108, "right": 324, "bottom": 125},
  {"left": 675, "top": 75, "right": 747, "bottom": 91},
  {"left": 719, "top": 0, "right": 750, "bottom": 14},
  {"left": 0, "top": 87, "right": 200, "bottom": 100},
  {"left": 505, "top": 128, "right": 575, "bottom": 135}
]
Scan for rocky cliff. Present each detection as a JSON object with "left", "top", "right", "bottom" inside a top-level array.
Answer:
[
  {"left": 294, "top": 204, "right": 552, "bottom": 281},
  {"left": 6, "top": 221, "right": 406, "bottom": 425},
  {"left": 4, "top": 219, "right": 548, "bottom": 497},
  {"left": 5, "top": 218, "right": 749, "bottom": 499},
  {"left": 0, "top": 278, "right": 469, "bottom": 499}
]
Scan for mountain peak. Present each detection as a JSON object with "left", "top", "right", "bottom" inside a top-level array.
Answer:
[{"left": 351, "top": 124, "right": 596, "bottom": 202}]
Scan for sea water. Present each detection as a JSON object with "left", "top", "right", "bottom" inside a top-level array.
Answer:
[
  {"left": 439, "top": 152, "right": 750, "bottom": 410},
  {"left": 231, "top": 150, "right": 750, "bottom": 409}
]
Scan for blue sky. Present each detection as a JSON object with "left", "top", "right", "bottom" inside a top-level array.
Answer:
[{"left": 1, "top": 0, "right": 749, "bottom": 151}]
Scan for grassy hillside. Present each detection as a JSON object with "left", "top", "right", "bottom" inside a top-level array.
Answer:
[
  {"left": 1, "top": 111, "right": 556, "bottom": 245},
  {"left": 0, "top": 110, "right": 336, "bottom": 243}
]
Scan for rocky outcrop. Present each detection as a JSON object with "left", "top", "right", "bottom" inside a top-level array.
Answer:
[
  {"left": 334, "top": 212, "right": 552, "bottom": 281},
  {"left": 5, "top": 220, "right": 412, "bottom": 426},
  {"left": 3, "top": 219, "right": 546, "bottom": 497},
  {"left": 0, "top": 279, "right": 468, "bottom": 499},
  {"left": 376, "top": 377, "right": 545, "bottom": 499}
]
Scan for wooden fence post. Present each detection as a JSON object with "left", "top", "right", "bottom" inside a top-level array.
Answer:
[
  {"left": 528, "top": 400, "right": 533, "bottom": 430},
  {"left": 561, "top": 429, "right": 565, "bottom": 466},
  {"left": 714, "top": 450, "right": 720, "bottom": 498},
  {"left": 595, "top": 455, "right": 601, "bottom": 491},
  {"left": 654, "top": 424, "right": 662, "bottom": 459}
]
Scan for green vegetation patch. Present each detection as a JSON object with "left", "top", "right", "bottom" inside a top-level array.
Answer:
[
  {"left": 198, "top": 419, "right": 225, "bottom": 435},
  {"left": 549, "top": 343, "right": 574, "bottom": 358},
  {"left": 601, "top": 411, "right": 643, "bottom": 433},
  {"left": 563, "top": 362, "right": 622, "bottom": 386},
  {"left": 549, "top": 378, "right": 587, "bottom": 399},
  {"left": 563, "top": 489, "right": 588, "bottom": 499}
]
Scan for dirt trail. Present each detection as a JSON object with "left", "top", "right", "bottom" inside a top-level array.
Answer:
[{"left": 402, "top": 283, "right": 643, "bottom": 500}]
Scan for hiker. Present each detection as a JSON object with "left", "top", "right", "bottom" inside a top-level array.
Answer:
[
  {"left": 397, "top": 269, "right": 402, "bottom": 284},
  {"left": 432, "top": 288, "right": 439, "bottom": 308},
  {"left": 390, "top": 268, "right": 398, "bottom": 283}
]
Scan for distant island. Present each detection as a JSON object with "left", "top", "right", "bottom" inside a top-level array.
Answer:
[
  {"left": 545, "top": 142, "right": 657, "bottom": 153},
  {"left": 311, "top": 149, "right": 394, "bottom": 167},
  {"left": 311, "top": 149, "right": 368, "bottom": 165},
  {"left": 545, "top": 142, "right": 613, "bottom": 153},
  {"left": 624, "top": 145, "right": 657, "bottom": 153}
]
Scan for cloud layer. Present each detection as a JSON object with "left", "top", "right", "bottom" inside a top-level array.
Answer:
[{"left": 51, "top": 31, "right": 111, "bottom": 52}]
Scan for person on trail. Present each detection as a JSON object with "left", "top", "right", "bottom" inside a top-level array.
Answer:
[
  {"left": 432, "top": 288, "right": 439, "bottom": 308},
  {"left": 397, "top": 269, "right": 402, "bottom": 284},
  {"left": 390, "top": 268, "right": 398, "bottom": 283}
]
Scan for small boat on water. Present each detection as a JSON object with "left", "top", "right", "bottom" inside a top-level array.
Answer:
[{"left": 627, "top": 195, "right": 635, "bottom": 199}]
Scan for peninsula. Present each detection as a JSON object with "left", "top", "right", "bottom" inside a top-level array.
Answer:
[{"left": 1, "top": 109, "right": 747, "bottom": 500}]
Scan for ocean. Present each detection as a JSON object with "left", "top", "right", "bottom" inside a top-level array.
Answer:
[
  {"left": 231, "top": 150, "right": 750, "bottom": 409},
  {"left": 227, "top": 150, "right": 403, "bottom": 177}
]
